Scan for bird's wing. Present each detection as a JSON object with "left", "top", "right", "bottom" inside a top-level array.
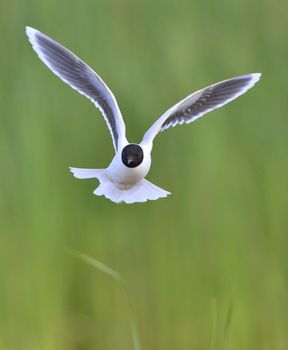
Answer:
[
  {"left": 141, "top": 74, "right": 261, "bottom": 146},
  {"left": 26, "top": 26, "right": 127, "bottom": 151}
]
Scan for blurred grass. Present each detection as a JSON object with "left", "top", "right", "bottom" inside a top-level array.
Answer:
[
  {"left": 0, "top": 0, "right": 288, "bottom": 349},
  {"left": 67, "top": 249, "right": 141, "bottom": 350}
]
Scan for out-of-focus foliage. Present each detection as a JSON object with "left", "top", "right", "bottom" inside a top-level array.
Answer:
[{"left": 0, "top": 0, "right": 287, "bottom": 349}]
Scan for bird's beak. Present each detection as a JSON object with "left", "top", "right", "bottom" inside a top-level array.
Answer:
[{"left": 127, "top": 156, "right": 136, "bottom": 166}]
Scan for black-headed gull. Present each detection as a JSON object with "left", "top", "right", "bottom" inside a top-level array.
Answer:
[{"left": 26, "top": 27, "right": 261, "bottom": 204}]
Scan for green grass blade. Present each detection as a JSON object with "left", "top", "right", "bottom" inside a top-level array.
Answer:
[
  {"left": 210, "top": 298, "right": 217, "bottom": 350},
  {"left": 223, "top": 301, "right": 233, "bottom": 350},
  {"left": 67, "top": 248, "right": 123, "bottom": 282},
  {"left": 67, "top": 248, "right": 142, "bottom": 350}
]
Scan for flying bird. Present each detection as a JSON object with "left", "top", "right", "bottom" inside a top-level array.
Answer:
[{"left": 26, "top": 27, "right": 261, "bottom": 204}]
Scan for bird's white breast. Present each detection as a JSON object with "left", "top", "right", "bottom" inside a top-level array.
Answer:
[{"left": 107, "top": 149, "right": 151, "bottom": 187}]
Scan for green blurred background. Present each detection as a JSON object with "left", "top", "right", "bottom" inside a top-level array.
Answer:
[{"left": 0, "top": 0, "right": 287, "bottom": 349}]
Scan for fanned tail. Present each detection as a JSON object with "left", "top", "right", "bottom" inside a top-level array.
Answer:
[
  {"left": 94, "top": 179, "right": 170, "bottom": 204},
  {"left": 69, "top": 167, "right": 170, "bottom": 204}
]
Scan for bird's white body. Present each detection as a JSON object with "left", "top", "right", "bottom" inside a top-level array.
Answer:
[
  {"left": 26, "top": 26, "right": 261, "bottom": 204},
  {"left": 70, "top": 142, "right": 169, "bottom": 203},
  {"left": 107, "top": 143, "right": 151, "bottom": 185}
]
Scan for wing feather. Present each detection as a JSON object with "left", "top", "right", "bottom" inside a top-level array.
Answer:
[
  {"left": 142, "top": 74, "right": 261, "bottom": 145},
  {"left": 26, "top": 27, "right": 127, "bottom": 151}
]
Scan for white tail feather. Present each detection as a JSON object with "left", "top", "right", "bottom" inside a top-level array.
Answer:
[
  {"left": 69, "top": 167, "right": 170, "bottom": 204},
  {"left": 94, "top": 178, "right": 170, "bottom": 204},
  {"left": 70, "top": 167, "right": 106, "bottom": 179}
]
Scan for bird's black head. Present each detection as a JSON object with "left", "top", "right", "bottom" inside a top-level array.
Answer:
[{"left": 121, "top": 144, "right": 144, "bottom": 168}]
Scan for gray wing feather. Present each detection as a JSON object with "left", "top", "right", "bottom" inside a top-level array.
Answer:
[
  {"left": 141, "top": 73, "right": 261, "bottom": 145},
  {"left": 161, "top": 75, "right": 259, "bottom": 131},
  {"left": 26, "top": 27, "right": 127, "bottom": 151}
]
